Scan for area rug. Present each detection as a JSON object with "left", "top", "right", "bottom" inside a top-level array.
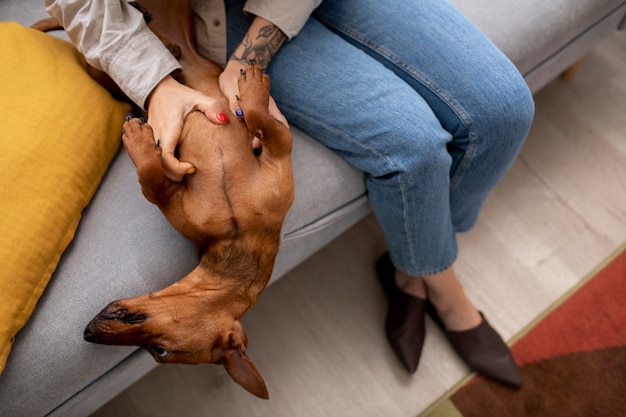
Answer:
[{"left": 423, "top": 243, "right": 626, "bottom": 417}]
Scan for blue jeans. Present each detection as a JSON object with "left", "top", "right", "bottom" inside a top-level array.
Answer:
[{"left": 225, "top": 0, "right": 534, "bottom": 276}]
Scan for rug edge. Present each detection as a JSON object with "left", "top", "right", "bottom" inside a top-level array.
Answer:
[
  {"left": 507, "top": 240, "right": 626, "bottom": 346},
  {"left": 418, "top": 240, "right": 626, "bottom": 417}
]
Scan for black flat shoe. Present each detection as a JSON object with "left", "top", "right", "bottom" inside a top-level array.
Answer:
[
  {"left": 376, "top": 252, "right": 427, "bottom": 373},
  {"left": 426, "top": 302, "right": 522, "bottom": 387}
]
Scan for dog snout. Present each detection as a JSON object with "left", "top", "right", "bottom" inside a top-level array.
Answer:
[
  {"left": 98, "top": 302, "right": 147, "bottom": 324},
  {"left": 83, "top": 302, "right": 148, "bottom": 345}
]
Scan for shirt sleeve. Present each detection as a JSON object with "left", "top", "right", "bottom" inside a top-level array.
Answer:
[
  {"left": 243, "top": 0, "right": 323, "bottom": 39},
  {"left": 44, "top": 0, "right": 181, "bottom": 109}
]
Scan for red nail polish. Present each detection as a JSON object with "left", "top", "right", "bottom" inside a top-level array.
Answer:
[{"left": 217, "top": 112, "right": 229, "bottom": 123}]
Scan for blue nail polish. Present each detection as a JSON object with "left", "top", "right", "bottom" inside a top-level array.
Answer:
[{"left": 236, "top": 109, "right": 244, "bottom": 117}]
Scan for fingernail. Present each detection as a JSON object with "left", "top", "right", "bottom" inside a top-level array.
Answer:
[
  {"left": 125, "top": 113, "right": 133, "bottom": 121},
  {"left": 235, "top": 95, "right": 240, "bottom": 101},
  {"left": 187, "top": 167, "right": 196, "bottom": 175},
  {"left": 235, "top": 109, "right": 244, "bottom": 117},
  {"left": 217, "top": 112, "right": 229, "bottom": 123}
]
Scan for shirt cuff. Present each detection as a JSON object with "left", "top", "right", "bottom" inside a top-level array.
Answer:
[
  {"left": 243, "top": 0, "right": 322, "bottom": 39},
  {"left": 103, "top": 30, "right": 181, "bottom": 109}
]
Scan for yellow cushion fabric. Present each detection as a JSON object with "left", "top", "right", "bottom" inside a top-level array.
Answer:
[{"left": 0, "top": 23, "right": 132, "bottom": 373}]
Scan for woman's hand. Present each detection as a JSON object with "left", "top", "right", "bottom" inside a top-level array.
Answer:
[
  {"left": 146, "top": 75, "right": 229, "bottom": 182},
  {"left": 219, "top": 16, "right": 289, "bottom": 128},
  {"left": 219, "top": 61, "right": 288, "bottom": 127}
]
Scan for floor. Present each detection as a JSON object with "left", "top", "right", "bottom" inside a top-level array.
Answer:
[{"left": 92, "top": 31, "right": 626, "bottom": 417}]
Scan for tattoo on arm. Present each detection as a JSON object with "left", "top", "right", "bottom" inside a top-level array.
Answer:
[{"left": 230, "top": 23, "right": 287, "bottom": 68}]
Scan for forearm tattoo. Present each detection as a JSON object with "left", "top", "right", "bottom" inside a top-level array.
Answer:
[{"left": 230, "top": 23, "right": 287, "bottom": 68}]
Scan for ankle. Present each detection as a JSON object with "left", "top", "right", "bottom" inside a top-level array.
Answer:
[
  {"left": 429, "top": 296, "right": 482, "bottom": 331},
  {"left": 394, "top": 271, "right": 427, "bottom": 299},
  {"left": 420, "top": 267, "right": 482, "bottom": 331}
]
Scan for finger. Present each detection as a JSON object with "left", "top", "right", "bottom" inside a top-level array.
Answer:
[
  {"left": 233, "top": 95, "right": 244, "bottom": 119},
  {"left": 158, "top": 123, "right": 195, "bottom": 182},
  {"left": 194, "top": 96, "right": 231, "bottom": 125},
  {"left": 219, "top": 63, "right": 244, "bottom": 119},
  {"left": 161, "top": 151, "right": 195, "bottom": 182}
]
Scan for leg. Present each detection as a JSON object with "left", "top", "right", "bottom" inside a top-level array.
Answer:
[
  {"left": 310, "top": 0, "right": 532, "bottom": 333},
  {"left": 237, "top": 63, "right": 291, "bottom": 157},
  {"left": 227, "top": 0, "right": 534, "bottom": 277},
  {"left": 226, "top": 0, "right": 530, "bottom": 384},
  {"left": 396, "top": 267, "right": 481, "bottom": 331},
  {"left": 122, "top": 117, "right": 178, "bottom": 206},
  {"left": 227, "top": 2, "right": 458, "bottom": 276},
  {"left": 227, "top": 0, "right": 533, "bottom": 305},
  {"left": 313, "top": 0, "right": 535, "bottom": 234}
]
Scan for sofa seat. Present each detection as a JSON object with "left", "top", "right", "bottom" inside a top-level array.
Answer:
[{"left": 454, "top": 0, "right": 626, "bottom": 92}]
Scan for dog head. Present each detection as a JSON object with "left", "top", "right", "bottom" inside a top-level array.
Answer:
[{"left": 83, "top": 270, "right": 268, "bottom": 399}]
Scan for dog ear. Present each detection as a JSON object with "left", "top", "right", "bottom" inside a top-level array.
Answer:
[
  {"left": 222, "top": 345, "right": 269, "bottom": 399},
  {"left": 220, "top": 321, "right": 269, "bottom": 399}
]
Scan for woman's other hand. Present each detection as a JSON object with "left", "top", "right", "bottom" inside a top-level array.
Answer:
[{"left": 146, "top": 75, "right": 229, "bottom": 182}]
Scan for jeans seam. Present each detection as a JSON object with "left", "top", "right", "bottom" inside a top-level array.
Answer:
[{"left": 315, "top": 18, "right": 480, "bottom": 193}]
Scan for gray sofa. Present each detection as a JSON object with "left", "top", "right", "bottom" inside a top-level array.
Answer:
[{"left": 1, "top": 0, "right": 624, "bottom": 416}]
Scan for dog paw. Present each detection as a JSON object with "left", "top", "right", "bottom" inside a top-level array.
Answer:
[
  {"left": 237, "top": 62, "right": 271, "bottom": 113},
  {"left": 123, "top": 116, "right": 155, "bottom": 145},
  {"left": 122, "top": 116, "right": 162, "bottom": 162}
]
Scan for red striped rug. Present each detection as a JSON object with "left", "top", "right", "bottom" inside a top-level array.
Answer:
[{"left": 424, "top": 243, "right": 626, "bottom": 416}]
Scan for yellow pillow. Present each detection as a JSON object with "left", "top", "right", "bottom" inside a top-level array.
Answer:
[{"left": 0, "top": 23, "right": 132, "bottom": 372}]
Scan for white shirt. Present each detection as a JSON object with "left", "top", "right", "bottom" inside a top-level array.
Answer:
[{"left": 45, "top": 0, "right": 322, "bottom": 108}]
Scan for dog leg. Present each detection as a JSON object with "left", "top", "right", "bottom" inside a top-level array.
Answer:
[
  {"left": 122, "top": 116, "right": 179, "bottom": 206},
  {"left": 237, "top": 64, "right": 292, "bottom": 158}
]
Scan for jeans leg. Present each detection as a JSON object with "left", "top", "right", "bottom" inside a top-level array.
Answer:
[
  {"left": 313, "top": 0, "right": 535, "bottom": 231},
  {"left": 224, "top": 0, "right": 534, "bottom": 276}
]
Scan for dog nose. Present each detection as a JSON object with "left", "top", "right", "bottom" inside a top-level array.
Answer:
[{"left": 83, "top": 327, "right": 98, "bottom": 343}]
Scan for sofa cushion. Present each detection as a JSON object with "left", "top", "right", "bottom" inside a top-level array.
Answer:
[
  {"left": 0, "top": 22, "right": 131, "bottom": 373},
  {"left": 451, "top": 0, "right": 626, "bottom": 80}
]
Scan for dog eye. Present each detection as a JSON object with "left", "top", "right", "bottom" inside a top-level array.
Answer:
[{"left": 151, "top": 346, "right": 170, "bottom": 359}]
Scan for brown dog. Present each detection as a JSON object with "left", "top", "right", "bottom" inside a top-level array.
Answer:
[{"left": 35, "top": 0, "right": 293, "bottom": 399}]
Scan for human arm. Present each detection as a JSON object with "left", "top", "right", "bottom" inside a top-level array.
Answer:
[
  {"left": 219, "top": 0, "right": 323, "bottom": 124},
  {"left": 44, "top": 0, "right": 179, "bottom": 109},
  {"left": 44, "top": 0, "right": 229, "bottom": 181},
  {"left": 219, "top": 16, "right": 288, "bottom": 125}
]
